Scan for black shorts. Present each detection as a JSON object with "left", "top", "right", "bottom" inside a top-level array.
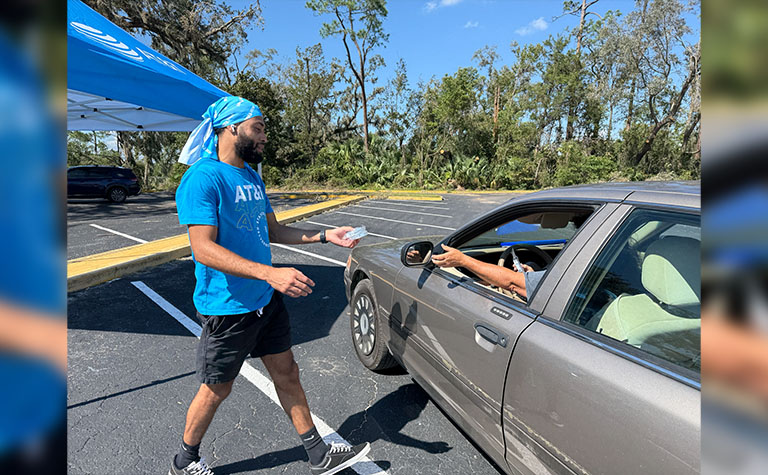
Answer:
[{"left": 196, "top": 291, "right": 291, "bottom": 384}]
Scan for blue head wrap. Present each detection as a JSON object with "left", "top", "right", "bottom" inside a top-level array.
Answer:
[{"left": 178, "top": 95, "right": 262, "bottom": 165}]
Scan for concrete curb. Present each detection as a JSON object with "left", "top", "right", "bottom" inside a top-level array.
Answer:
[{"left": 67, "top": 195, "right": 366, "bottom": 293}]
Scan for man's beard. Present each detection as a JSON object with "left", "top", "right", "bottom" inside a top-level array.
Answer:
[{"left": 234, "top": 133, "right": 264, "bottom": 165}]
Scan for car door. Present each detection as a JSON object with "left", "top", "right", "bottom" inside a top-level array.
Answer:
[
  {"left": 388, "top": 202, "right": 613, "bottom": 470},
  {"left": 67, "top": 168, "right": 88, "bottom": 195},
  {"left": 503, "top": 204, "right": 701, "bottom": 475}
]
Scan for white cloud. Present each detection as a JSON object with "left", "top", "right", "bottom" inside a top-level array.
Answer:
[
  {"left": 515, "top": 16, "right": 549, "bottom": 36},
  {"left": 424, "top": 0, "right": 463, "bottom": 13},
  {"left": 464, "top": 21, "right": 479, "bottom": 29}
]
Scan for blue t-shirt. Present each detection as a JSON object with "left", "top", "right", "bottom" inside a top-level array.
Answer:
[{"left": 176, "top": 158, "right": 274, "bottom": 315}]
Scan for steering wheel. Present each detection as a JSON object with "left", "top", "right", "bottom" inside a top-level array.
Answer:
[{"left": 498, "top": 244, "right": 553, "bottom": 271}]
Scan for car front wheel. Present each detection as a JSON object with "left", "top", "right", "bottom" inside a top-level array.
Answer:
[
  {"left": 107, "top": 186, "right": 127, "bottom": 203},
  {"left": 350, "top": 279, "right": 398, "bottom": 372}
]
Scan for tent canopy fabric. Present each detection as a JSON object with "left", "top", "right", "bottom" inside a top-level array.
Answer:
[{"left": 67, "top": 0, "right": 227, "bottom": 131}]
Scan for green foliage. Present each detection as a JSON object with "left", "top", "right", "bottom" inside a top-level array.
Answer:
[
  {"left": 82, "top": 0, "right": 699, "bottom": 193},
  {"left": 553, "top": 142, "right": 616, "bottom": 187}
]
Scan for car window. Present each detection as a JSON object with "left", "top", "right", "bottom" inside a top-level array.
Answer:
[
  {"left": 562, "top": 209, "right": 701, "bottom": 375},
  {"left": 68, "top": 168, "right": 88, "bottom": 178},
  {"left": 462, "top": 214, "right": 580, "bottom": 249},
  {"left": 447, "top": 208, "right": 595, "bottom": 303}
]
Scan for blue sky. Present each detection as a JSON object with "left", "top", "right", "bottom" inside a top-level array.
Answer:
[{"left": 236, "top": 0, "right": 699, "bottom": 88}]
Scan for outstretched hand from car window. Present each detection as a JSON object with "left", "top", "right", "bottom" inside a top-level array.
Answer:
[{"left": 431, "top": 245, "right": 467, "bottom": 268}]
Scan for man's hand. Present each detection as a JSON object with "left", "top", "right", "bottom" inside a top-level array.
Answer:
[
  {"left": 431, "top": 245, "right": 467, "bottom": 268},
  {"left": 325, "top": 226, "right": 361, "bottom": 248},
  {"left": 266, "top": 267, "right": 315, "bottom": 298}
]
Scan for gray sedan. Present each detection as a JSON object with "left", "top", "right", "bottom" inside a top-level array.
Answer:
[{"left": 344, "top": 181, "right": 700, "bottom": 474}]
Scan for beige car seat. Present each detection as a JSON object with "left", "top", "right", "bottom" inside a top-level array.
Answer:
[{"left": 595, "top": 236, "right": 701, "bottom": 366}]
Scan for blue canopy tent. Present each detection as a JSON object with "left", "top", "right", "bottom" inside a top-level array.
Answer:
[{"left": 67, "top": 0, "right": 226, "bottom": 131}]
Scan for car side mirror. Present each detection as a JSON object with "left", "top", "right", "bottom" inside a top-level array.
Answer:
[{"left": 401, "top": 241, "right": 434, "bottom": 267}]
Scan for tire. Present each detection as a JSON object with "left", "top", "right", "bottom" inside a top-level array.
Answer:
[
  {"left": 107, "top": 186, "right": 127, "bottom": 203},
  {"left": 350, "top": 279, "right": 398, "bottom": 372}
]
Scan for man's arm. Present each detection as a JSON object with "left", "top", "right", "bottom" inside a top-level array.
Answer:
[
  {"left": 188, "top": 224, "right": 314, "bottom": 297},
  {"left": 266, "top": 213, "right": 360, "bottom": 248},
  {"left": 432, "top": 245, "right": 530, "bottom": 296}
]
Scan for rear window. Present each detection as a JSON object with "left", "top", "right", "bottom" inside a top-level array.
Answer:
[{"left": 113, "top": 169, "right": 136, "bottom": 178}]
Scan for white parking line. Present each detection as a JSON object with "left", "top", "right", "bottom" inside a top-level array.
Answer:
[
  {"left": 131, "top": 281, "right": 387, "bottom": 475},
  {"left": 305, "top": 221, "right": 397, "bottom": 240},
  {"left": 353, "top": 205, "right": 452, "bottom": 219},
  {"left": 367, "top": 200, "right": 450, "bottom": 211},
  {"left": 89, "top": 224, "right": 148, "bottom": 244},
  {"left": 334, "top": 211, "right": 456, "bottom": 231}
]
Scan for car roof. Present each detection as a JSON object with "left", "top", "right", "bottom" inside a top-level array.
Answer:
[{"left": 517, "top": 181, "right": 700, "bottom": 209}]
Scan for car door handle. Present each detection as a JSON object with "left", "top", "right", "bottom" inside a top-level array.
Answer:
[{"left": 474, "top": 324, "right": 508, "bottom": 348}]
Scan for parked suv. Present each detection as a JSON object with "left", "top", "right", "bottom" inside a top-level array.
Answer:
[{"left": 67, "top": 166, "right": 141, "bottom": 203}]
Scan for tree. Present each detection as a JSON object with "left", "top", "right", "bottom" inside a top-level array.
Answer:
[
  {"left": 306, "top": 0, "right": 389, "bottom": 153},
  {"left": 281, "top": 44, "right": 340, "bottom": 163},
  {"left": 84, "top": 0, "right": 262, "bottom": 81},
  {"left": 555, "top": 0, "right": 602, "bottom": 141},
  {"left": 621, "top": 0, "right": 699, "bottom": 168},
  {"left": 227, "top": 71, "right": 288, "bottom": 169},
  {"left": 378, "top": 59, "right": 415, "bottom": 167}
]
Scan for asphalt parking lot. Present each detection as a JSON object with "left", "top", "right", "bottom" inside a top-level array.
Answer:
[
  {"left": 67, "top": 192, "right": 521, "bottom": 474},
  {"left": 67, "top": 192, "right": 331, "bottom": 260}
]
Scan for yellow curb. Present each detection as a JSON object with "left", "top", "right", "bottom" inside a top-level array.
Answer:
[
  {"left": 271, "top": 193, "right": 350, "bottom": 200},
  {"left": 67, "top": 195, "right": 365, "bottom": 292},
  {"left": 271, "top": 195, "right": 365, "bottom": 222},
  {"left": 383, "top": 195, "right": 443, "bottom": 202}
]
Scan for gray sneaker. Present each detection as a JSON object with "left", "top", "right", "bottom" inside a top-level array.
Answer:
[
  {"left": 310, "top": 442, "right": 371, "bottom": 475},
  {"left": 168, "top": 456, "right": 214, "bottom": 475}
]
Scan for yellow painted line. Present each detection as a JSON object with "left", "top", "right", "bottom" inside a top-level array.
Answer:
[
  {"left": 68, "top": 234, "right": 189, "bottom": 278},
  {"left": 383, "top": 195, "right": 443, "bottom": 202},
  {"left": 270, "top": 195, "right": 364, "bottom": 222},
  {"left": 67, "top": 195, "right": 364, "bottom": 292}
]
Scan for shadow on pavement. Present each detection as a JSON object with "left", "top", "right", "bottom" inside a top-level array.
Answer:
[
  {"left": 68, "top": 261, "right": 351, "bottom": 347},
  {"left": 67, "top": 371, "right": 196, "bottom": 410},
  {"left": 211, "top": 383, "right": 446, "bottom": 475}
]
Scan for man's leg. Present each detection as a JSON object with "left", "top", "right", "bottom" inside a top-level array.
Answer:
[
  {"left": 261, "top": 349, "right": 370, "bottom": 474},
  {"left": 183, "top": 381, "right": 235, "bottom": 445},
  {"left": 261, "top": 349, "right": 313, "bottom": 433},
  {"left": 172, "top": 380, "right": 233, "bottom": 471}
]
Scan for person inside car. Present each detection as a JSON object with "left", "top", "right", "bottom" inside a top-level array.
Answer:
[{"left": 431, "top": 245, "right": 545, "bottom": 300}]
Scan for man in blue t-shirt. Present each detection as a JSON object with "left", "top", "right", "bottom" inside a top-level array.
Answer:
[{"left": 171, "top": 96, "right": 370, "bottom": 475}]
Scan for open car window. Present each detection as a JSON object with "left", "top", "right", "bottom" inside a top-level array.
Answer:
[{"left": 443, "top": 207, "right": 596, "bottom": 303}]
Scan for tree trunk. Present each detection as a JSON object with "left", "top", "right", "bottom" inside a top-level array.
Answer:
[
  {"left": 361, "top": 84, "right": 369, "bottom": 153},
  {"left": 681, "top": 111, "right": 700, "bottom": 153},
  {"left": 143, "top": 156, "right": 150, "bottom": 190},
  {"left": 576, "top": 0, "right": 587, "bottom": 56},
  {"left": 608, "top": 102, "right": 614, "bottom": 140},
  {"left": 631, "top": 53, "right": 698, "bottom": 166},
  {"left": 492, "top": 85, "right": 500, "bottom": 142},
  {"left": 399, "top": 137, "right": 406, "bottom": 168},
  {"left": 625, "top": 79, "right": 636, "bottom": 131}
]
